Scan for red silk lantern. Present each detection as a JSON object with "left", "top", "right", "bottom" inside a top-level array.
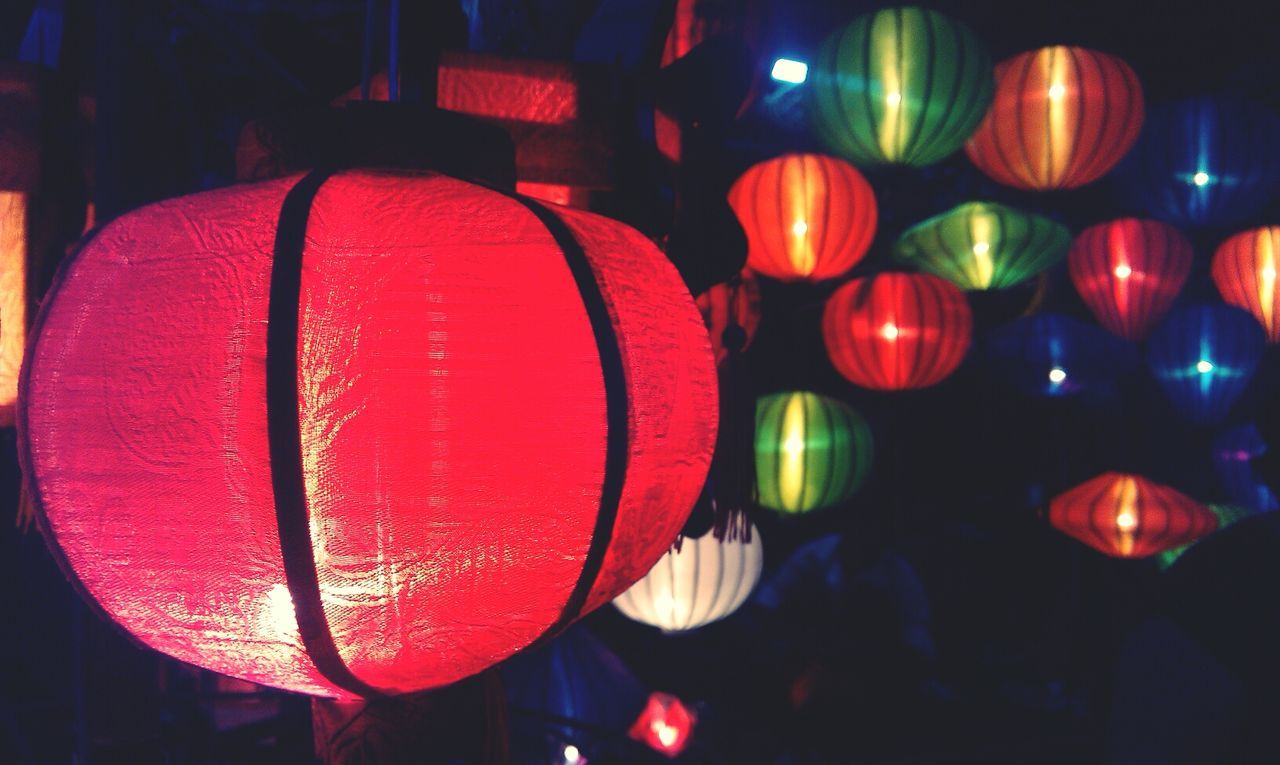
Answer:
[
  {"left": 1068, "top": 218, "right": 1194, "bottom": 341},
  {"left": 695, "top": 269, "right": 762, "bottom": 365},
  {"left": 965, "top": 46, "right": 1144, "bottom": 190},
  {"left": 628, "top": 691, "right": 697, "bottom": 758},
  {"left": 727, "top": 153, "right": 878, "bottom": 282},
  {"left": 822, "top": 273, "right": 973, "bottom": 390},
  {"left": 1212, "top": 226, "right": 1280, "bottom": 342},
  {"left": 20, "top": 170, "right": 718, "bottom": 697},
  {"left": 1049, "top": 473, "right": 1217, "bottom": 558}
]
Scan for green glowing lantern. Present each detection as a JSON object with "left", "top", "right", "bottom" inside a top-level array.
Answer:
[
  {"left": 808, "top": 6, "right": 994, "bottom": 167},
  {"left": 755, "top": 391, "right": 873, "bottom": 515},
  {"left": 1157, "top": 503, "right": 1254, "bottom": 570},
  {"left": 894, "top": 202, "right": 1071, "bottom": 290}
]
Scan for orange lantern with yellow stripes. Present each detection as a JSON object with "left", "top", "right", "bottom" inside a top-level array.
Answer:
[
  {"left": 1212, "top": 226, "right": 1280, "bottom": 342},
  {"left": 1049, "top": 473, "right": 1217, "bottom": 558}
]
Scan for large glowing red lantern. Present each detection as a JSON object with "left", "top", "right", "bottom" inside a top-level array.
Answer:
[
  {"left": 727, "top": 153, "right": 878, "bottom": 282},
  {"left": 965, "top": 46, "right": 1144, "bottom": 190},
  {"left": 1068, "top": 218, "right": 1193, "bottom": 341},
  {"left": 1212, "top": 226, "right": 1280, "bottom": 342},
  {"left": 1049, "top": 473, "right": 1217, "bottom": 558},
  {"left": 822, "top": 273, "right": 972, "bottom": 390},
  {"left": 19, "top": 170, "right": 718, "bottom": 698}
]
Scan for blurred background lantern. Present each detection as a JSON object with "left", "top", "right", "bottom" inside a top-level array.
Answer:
[
  {"left": 822, "top": 273, "right": 973, "bottom": 390},
  {"left": 983, "top": 313, "right": 1136, "bottom": 398},
  {"left": 628, "top": 691, "right": 697, "bottom": 758},
  {"left": 1157, "top": 504, "right": 1256, "bottom": 570},
  {"left": 965, "top": 46, "right": 1144, "bottom": 190},
  {"left": 695, "top": 268, "right": 762, "bottom": 365},
  {"left": 21, "top": 170, "right": 718, "bottom": 697},
  {"left": 1068, "top": 218, "right": 1193, "bottom": 341},
  {"left": 808, "top": 6, "right": 993, "bottom": 167},
  {"left": 1114, "top": 96, "right": 1280, "bottom": 227},
  {"left": 1145, "top": 305, "right": 1265, "bottom": 425},
  {"left": 1212, "top": 225, "right": 1280, "bottom": 341},
  {"left": 1049, "top": 472, "right": 1217, "bottom": 558},
  {"left": 613, "top": 524, "right": 763, "bottom": 633},
  {"left": 754, "top": 391, "right": 873, "bottom": 514},
  {"left": 1211, "top": 424, "right": 1280, "bottom": 512},
  {"left": 727, "top": 153, "right": 877, "bottom": 282},
  {"left": 894, "top": 201, "right": 1071, "bottom": 291}
]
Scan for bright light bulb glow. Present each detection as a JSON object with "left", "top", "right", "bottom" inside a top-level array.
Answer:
[
  {"left": 1197, "top": 359, "right": 1214, "bottom": 374},
  {"left": 563, "top": 744, "right": 582, "bottom": 765},
  {"left": 1048, "top": 367, "right": 1067, "bottom": 384},
  {"left": 972, "top": 241, "right": 990, "bottom": 256},
  {"left": 771, "top": 58, "right": 808, "bottom": 84},
  {"left": 886, "top": 91, "right": 902, "bottom": 107},
  {"left": 1114, "top": 264, "right": 1132, "bottom": 279},
  {"left": 1116, "top": 510, "right": 1138, "bottom": 532},
  {"left": 1048, "top": 83, "right": 1066, "bottom": 100},
  {"left": 653, "top": 721, "right": 679, "bottom": 748},
  {"left": 791, "top": 220, "right": 808, "bottom": 236},
  {"left": 1263, "top": 265, "right": 1277, "bottom": 280},
  {"left": 881, "top": 322, "right": 900, "bottom": 340},
  {"left": 1192, "top": 171, "right": 1210, "bottom": 187}
]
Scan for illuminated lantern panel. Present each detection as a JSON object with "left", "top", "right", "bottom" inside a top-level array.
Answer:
[
  {"left": 613, "top": 525, "right": 763, "bottom": 632},
  {"left": 1146, "top": 305, "right": 1265, "bottom": 425},
  {"left": 1212, "top": 226, "right": 1280, "bottom": 342},
  {"left": 823, "top": 273, "right": 973, "bottom": 390},
  {"left": 1116, "top": 96, "right": 1280, "bottom": 227},
  {"left": 727, "top": 153, "right": 877, "bottom": 282},
  {"left": 21, "top": 171, "right": 718, "bottom": 697},
  {"left": 695, "top": 268, "right": 762, "bottom": 365},
  {"left": 894, "top": 201, "right": 1071, "bottom": 290},
  {"left": 983, "top": 313, "right": 1134, "bottom": 397},
  {"left": 1049, "top": 473, "right": 1217, "bottom": 558},
  {"left": 965, "top": 46, "right": 1144, "bottom": 190},
  {"left": 1211, "top": 424, "right": 1280, "bottom": 512},
  {"left": 809, "top": 6, "right": 994, "bottom": 167},
  {"left": 1068, "top": 218, "right": 1194, "bottom": 341},
  {"left": 754, "top": 392, "right": 873, "bottom": 514},
  {"left": 628, "top": 692, "right": 697, "bottom": 758},
  {"left": 1158, "top": 504, "right": 1255, "bottom": 570}
]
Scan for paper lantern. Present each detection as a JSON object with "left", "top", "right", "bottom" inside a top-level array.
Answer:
[
  {"left": 894, "top": 201, "right": 1071, "bottom": 290},
  {"left": 613, "top": 525, "right": 762, "bottom": 633},
  {"left": 1157, "top": 504, "right": 1254, "bottom": 570},
  {"left": 1146, "top": 305, "right": 1265, "bottom": 425},
  {"left": 1211, "top": 424, "right": 1279, "bottom": 512},
  {"left": 823, "top": 273, "right": 973, "bottom": 390},
  {"left": 20, "top": 170, "right": 718, "bottom": 697},
  {"left": 983, "top": 313, "right": 1135, "bottom": 397},
  {"left": 965, "top": 46, "right": 1144, "bottom": 190},
  {"left": 1212, "top": 226, "right": 1280, "bottom": 341},
  {"left": 1068, "top": 218, "right": 1193, "bottom": 341},
  {"left": 727, "top": 153, "right": 877, "bottom": 282},
  {"left": 1049, "top": 473, "right": 1217, "bottom": 558},
  {"left": 695, "top": 269, "right": 762, "bottom": 365},
  {"left": 808, "top": 7, "right": 994, "bottom": 167},
  {"left": 628, "top": 692, "right": 696, "bottom": 758},
  {"left": 754, "top": 391, "right": 873, "bottom": 514}
]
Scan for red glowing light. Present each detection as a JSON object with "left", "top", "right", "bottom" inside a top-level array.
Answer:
[{"left": 629, "top": 692, "right": 696, "bottom": 757}]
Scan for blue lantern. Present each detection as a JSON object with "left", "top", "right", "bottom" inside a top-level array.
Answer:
[
  {"left": 984, "top": 313, "right": 1136, "bottom": 397},
  {"left": 1115, "top": 96, "right": 1280, "bottom": 227},
  {"left": 1146, "top": 305, "right": 1265, "bottom": 424},
  {"left": 1211, "top": 423, "right": 1280, "bottom": 512}
]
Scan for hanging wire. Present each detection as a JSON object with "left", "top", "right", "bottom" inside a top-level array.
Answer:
[
  {"left": 388, "top": 0, "right": 401, "bottom": 102},
  {"left": 360, "top": 0, "right": 375, "bottom": 100}
]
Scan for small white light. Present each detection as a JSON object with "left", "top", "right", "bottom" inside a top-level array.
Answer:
[
  {"left": 653, "top": 721, "right": 679, "bottom": 748},
  {"left": 771, "top": 58, "right": 808, "bottom": 84},
  {"left": 1048, "top": 83, "right": 1066, "bottom": 100},
  {"left": 886, "top": 91, "right": 902, "bottom": 107},
  {"left": 1197, "top": 359, "right": 1214, "bottom": 374},
  {"left": 1048, "top": 367, "right": 1067, "bottom": 384},
  {"left": 881, "top": 323, "right": 900, "bottom": 340},
  {"left": 1263, "top": 265, "right": 1276, "bottom": 279},
  {"left": 1114, "top": 264, "right": 1132, "bottom": 279},
  {"left": 563, "top": 744, "right": 582, "bottom": 765},
  {"left": 1116, "top": 511, "right": 1138, "bottom": 532},
  {"left": 791, "top": 220, "right": 808, "bottom": 236},
  {"left": 1193, "top": 171, "right": 1210, "bottom": 187},
  {"left": 972, "top": 241, "right": 990, "bottom": 256}
]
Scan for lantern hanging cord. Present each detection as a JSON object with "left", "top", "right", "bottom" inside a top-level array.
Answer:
[
  {"left": 388, "top": 0, "right": 401, "bottom": 102},
  {"left": 360, "top": 0, "right": 375, "bottom": 100}
]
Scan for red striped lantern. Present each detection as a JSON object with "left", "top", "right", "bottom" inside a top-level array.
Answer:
[
  {"left": 695, "top": 269, "right": 762, "bottom": 365},
  {"left": 1068, "top": 218, "right": 1193, "bottom": 341},
  {"left": 1049, "top": 473, "right": 1217, "bottom": 558},
  {"left": 727, "top": 153, "right": 878, "bottom": 282},
  {"left": 20, "top": 170, "right": 718, "bottom": 697},
  {"left": 1212, "top": 226, "right": 1280, "bottom": 342},
  {"left": 822, "top": 273, "right": 973, "bottom": 390},
  {"left": 965, "top": 46, "right": 1144, "bottom": 190}
]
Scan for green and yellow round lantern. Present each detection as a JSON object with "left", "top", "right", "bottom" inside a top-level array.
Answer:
[
  {"left": 808, "top": 6, "right": 994, "bottom": 167},
  {"left": 755, "top": 391, "right": 873, "bottom": 515},
  {"left": 894, "top": 201, "right": 1071, "bottom": 290}
]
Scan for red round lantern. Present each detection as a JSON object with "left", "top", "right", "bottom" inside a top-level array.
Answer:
[
  {"left": 1049, "top": 473, "right": 1217, "bottom": 558},
  {"left": 964, "top": 46, "right": 1144, "bottom": 190},
  {"left": 695, "top": 268, "right": 762, "bottom": 365},
  {"left": 727, "top": 153, "right": 878, "bottom": 282},
  {"left": 1068, "top": 218, "right": 1193, "bottom": 341},
  {"left": 19, "top": 170, "right": 718, "bottom": 697},
  {"left": 822, "top": 273, "right": 973, "bottom": 390},
  {"left": 1212, "top": 226, "right": 1280, "bottom": 342}
]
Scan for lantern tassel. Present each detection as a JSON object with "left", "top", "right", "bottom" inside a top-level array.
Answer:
[{"left": 710, "top": 279, "right": 755, "bottom": 544}]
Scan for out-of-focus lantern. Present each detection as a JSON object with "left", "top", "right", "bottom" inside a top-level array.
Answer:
[
  {"left": 20, "top": 170, "right": 718, "bottom": 697},
  {"left": 894, "top": 201, "right": 1071, "bottom": 290},
  {"left": 983, "top": 313, "right": 1135, "bottom": 397},
  {"left": 695, "top": 268, "right": 762, "bottom": 365},
  {"left": 1157, "top": 504, "right": 1254, "bottom": 570},
  {"left": 808, "top": 7, "right": 994, "bottom": 167},
  {"left": 613, "top": 525, "right": 763, "bottom": 632},
  {"left": 1212, "top": 226, "right": 1280, "bottom": 342},
  {"left": 965, "top": 46, "right": 1144, "bottom": 190},
  {"left": 1068, "top": 218, "right": 1193, "bottom": 341},
  {"left": 1146, "top": 305, "right": 1264, "bottom": 424},
  {"left": 628, "top": 692, "right": 697, "bottom": 758},
  {"left": 753, "top": 392, "right": 873, "bottom": 514},
  {"left": 727, "top": 153, "right": 877, "bottom": 282},
  {"left": 1049, "top": 473, "right": 1217, "bottom": 558},
  {"left": 1115, "top": 96, "right": 1280, "bottom": 227},
  {"left": 822, "top": 273, "right": 973, "bottom": 390},
  {"left": 1211, "top": 424, "right": 1279, "bottom": 512}
]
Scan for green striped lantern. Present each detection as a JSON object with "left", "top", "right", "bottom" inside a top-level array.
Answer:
[
  {"left": 808, "top": 7, "right": 995, "bottom": 167},
  {"left": 755, "top": 391, "right": 873, "bottom": 515},
  {"left": 894, "top": 201, "right": 1071, "bottom": 290},
  {"left": 1157, "top": 503, "right": 1253, "bottom": 570}
]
